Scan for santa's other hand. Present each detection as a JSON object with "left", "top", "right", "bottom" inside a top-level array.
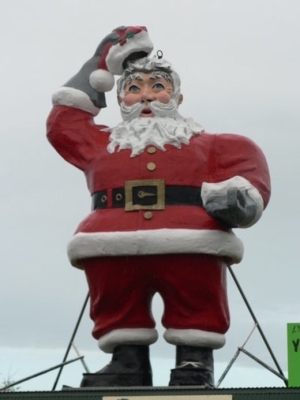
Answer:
[{"left": 204, "top": 188, "right": 257, "bottom": 228}]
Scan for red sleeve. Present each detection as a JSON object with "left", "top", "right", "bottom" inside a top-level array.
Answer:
[
  {"left": 211, "top": 133, "right": 271, "bottom": 207},
  {"left": 46, "top": 105, "right": 108, "bottom": 171}
]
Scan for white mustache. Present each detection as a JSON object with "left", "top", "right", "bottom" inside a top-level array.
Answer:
[
  {"left": 149, "top": 100, "right": 178, "bottom": 118},
  {"left": 120, "top": 100, "right": 178, "bottom": 121},
  {"left": 120, "top": 102, "right": 144, "bottom": 121}
]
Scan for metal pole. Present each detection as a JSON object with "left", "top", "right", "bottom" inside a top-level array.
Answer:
[
  {"left": 239, "top": 347, "right": 288, "bottom": 383},
  {"left": 72, "top": 342, "right": 90, "bottom": 373},
  {"left": 0, "top": 357, "right": 83, "bottom": 392},
  {"left": 215, "top": 348, "right": 241, "bottom": 388},
  {"left": 52, "top": 292, "right": 90, "bottom": 391},
  {"left": 228, "top": 266, "right": 287, "bottom": 386},
  {"left": 216, "top": 323, "right": 257, "bottom": 388}
]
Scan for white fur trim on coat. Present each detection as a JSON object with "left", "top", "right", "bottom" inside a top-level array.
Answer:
[
  {"left": 52, "top": 87, "right": 100, "bottom": 116},
  {"left": 67, "top": 228, "right": 244, "bottom": 268},
  {"left": 106, "top": 30, "right": 153, "bottom": 75},
  {"left": 164, "top": 328, "right": 226, "bottom": 349},
  {"left": 201, "top": 175, "right": 264, "bottom": 227},
  {"left": 98, "top": 328, "right": 158, "bottom": 353}
]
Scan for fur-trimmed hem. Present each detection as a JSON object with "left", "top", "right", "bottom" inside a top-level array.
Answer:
[
  {"left": 98, "top": 328, "right": 158, "bottom": 353},
  {"left": 164, "top": 328, "right": 226, "bottom": 349},
  {"left": 67, "top": 228, "right": 244, "bottom": 268}
]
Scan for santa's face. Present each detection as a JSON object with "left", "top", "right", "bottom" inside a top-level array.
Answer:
[
  {"left": 109, "top": 70, "right": 202, "bottom": 156},
  {"left": 122, "top": 72, "right": 174, "bottom": 118}
]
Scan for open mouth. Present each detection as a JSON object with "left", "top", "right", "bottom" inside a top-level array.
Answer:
[{"left": 140, "top": 107, "right": 154, "bottom": 117}]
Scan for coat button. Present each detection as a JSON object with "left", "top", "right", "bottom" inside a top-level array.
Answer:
[
  {"left": 144, "top": 211, "right": 153, "bottom": 220},
  {"left": 147, "top": 146, "right": 157, "bottom": 154},
  {"left": 147, "top": 162, "right": 156, "bottom": 171}
]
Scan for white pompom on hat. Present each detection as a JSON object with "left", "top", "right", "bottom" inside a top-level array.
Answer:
[{"left": 89, "top": 69, "right": 115, "bottom": 92}]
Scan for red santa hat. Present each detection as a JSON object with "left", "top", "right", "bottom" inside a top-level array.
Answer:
[{"left": 89, "top": 26, "right": 153, "bottom": 92}]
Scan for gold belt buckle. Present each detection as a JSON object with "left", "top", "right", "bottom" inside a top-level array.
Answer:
[{"left": 124, "top": 179, "right": 165, "bottom": 211}]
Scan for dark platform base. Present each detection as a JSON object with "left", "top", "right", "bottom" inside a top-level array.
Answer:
[
  {"left": 2, "top": 387, "right": 299, "bottom": 400},
  {"left": 59, "top": 386, "right": 300, "bottom": 400}
]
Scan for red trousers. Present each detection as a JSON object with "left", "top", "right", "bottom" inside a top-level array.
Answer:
[{"left": 83, "top": 254, "right": 230, "bottom": 340}]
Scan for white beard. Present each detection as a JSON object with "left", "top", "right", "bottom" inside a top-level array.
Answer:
[{"left": 105, "top": 100, "right": 204, "bottom": 157}]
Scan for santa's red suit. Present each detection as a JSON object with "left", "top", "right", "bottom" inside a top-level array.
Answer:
[{"left": 47, "top": 104, "right": 271, "bottom": 353}]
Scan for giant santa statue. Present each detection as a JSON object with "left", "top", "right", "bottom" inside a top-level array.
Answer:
[{"left": 47, "top": 26, "right": 271, "bottom": 388}]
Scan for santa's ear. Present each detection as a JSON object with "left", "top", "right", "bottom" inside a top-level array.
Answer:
[{"left": 178, "top": 94, "right": 183, "bottom": 106}]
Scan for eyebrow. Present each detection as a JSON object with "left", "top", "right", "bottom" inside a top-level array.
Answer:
[
  {"left": 125, "top": 73, "right": 143, "bottom": 86},
  {"left": 150, "top": 71, "right": 172, "bottom": 83},
  {"left": 125, "top": 71, "right": 173, "bottom": 86}
]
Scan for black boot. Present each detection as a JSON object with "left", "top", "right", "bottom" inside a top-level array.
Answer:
[
  {"left": 169, "top": 345, "right": 214, "bottom": 388},
  {"left": 80, "top": 345, "right": 152, "bottom": 387}
]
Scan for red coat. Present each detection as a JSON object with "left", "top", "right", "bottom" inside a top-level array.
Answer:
[{"left": 47, "top": 105, "right": 271, "bottom": 268}]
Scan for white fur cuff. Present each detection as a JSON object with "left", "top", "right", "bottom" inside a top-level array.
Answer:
[
  {"left": 98, "top": 328, "right": 158, "bottom": 353},
  {"left": 52, "top": 87, "right": 100, "bottom": 116},
  {"left": 164, "top": 328, "right": 226, "bottom": 349}
]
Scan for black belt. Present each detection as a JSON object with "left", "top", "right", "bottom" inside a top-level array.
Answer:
[{"left": 92, "top": 179, "right": 202, "bottom": 211}]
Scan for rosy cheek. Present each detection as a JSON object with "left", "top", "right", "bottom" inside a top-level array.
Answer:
[
  {"left": 123, "top": 93, "right": 139, "bottom": 106},
  {"left": 157, "top": 92, "right": 171, "bottom": 104}
]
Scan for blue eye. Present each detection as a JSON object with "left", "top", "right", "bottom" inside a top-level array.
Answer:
[
  {"left": 128, "top": 84, "right": 139, "bottom": 92},
  {"left": 153, "top": 82, "right": 165, "bottom": 89}
]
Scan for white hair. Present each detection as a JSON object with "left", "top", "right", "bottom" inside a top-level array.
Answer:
[{"left": 117, "top": 56, "right": 181, "bottom": 101}]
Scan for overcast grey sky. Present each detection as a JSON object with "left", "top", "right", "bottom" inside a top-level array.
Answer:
[{"left": 1, "top": 0, "right": 300, "bottom": 390}]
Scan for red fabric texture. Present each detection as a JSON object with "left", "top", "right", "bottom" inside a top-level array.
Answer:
[
  {"left": 47, "top": 105, "right": 271, "bottom": 340},
  {"left": 83, "top": 254, "right": 229, "bottom": 339},
  {"left": 47, "top": 106, "right": 271, "bottom": 237}
]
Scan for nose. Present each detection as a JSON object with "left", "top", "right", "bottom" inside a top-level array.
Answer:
[{"left": 140, "top": 87, "right": 155, "bottom": 103}]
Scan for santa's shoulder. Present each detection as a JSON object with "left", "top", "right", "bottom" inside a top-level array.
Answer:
[{"left": 197, "top": 131, "right": 263, "bottom": 152}]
